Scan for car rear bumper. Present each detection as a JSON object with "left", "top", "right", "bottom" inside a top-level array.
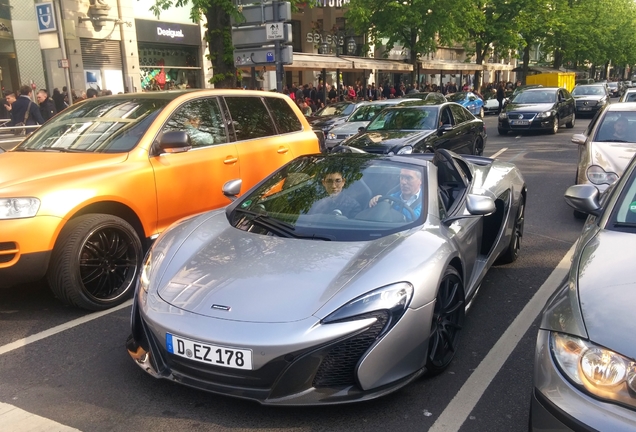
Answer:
[{"left": 531, "top": 329, "right": 636, "bottom": 431}]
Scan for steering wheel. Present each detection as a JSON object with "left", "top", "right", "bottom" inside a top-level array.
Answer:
[{"left": 378, "top": 195, "right": 417, "bottom": 221}]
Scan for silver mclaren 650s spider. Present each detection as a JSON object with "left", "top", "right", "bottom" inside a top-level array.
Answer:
[{"left": 126, "top": 149, "right": 526, "bottom": 405}]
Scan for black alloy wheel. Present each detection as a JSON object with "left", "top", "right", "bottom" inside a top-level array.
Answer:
[
  {"left": 47, "top": 214, "right": 142, "bottom": 310},
  {"left": 497, "top": 194, "right": 525, "bottom": 264},
  {"left": 426, "top": 266, "right": 465, "bottom": 375}
]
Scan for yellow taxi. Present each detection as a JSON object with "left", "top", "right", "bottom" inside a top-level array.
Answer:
[{"left": 0, "top": 90, "right": 319, "bottom": 310}]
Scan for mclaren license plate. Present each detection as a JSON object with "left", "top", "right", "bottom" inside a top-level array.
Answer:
[
  {"left": 166, "top": 333, "right": 253, "bottom": 370},
  {"left": 510, "top": 120, "right": 529, "bottom": 126}
]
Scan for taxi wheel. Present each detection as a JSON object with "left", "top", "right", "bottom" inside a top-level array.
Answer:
[
  {"left": 47, "top": 214, "right": 142, "bottom": 311},
  {"left": 426, "top": 266, "right": 464, "bottom": 376}
]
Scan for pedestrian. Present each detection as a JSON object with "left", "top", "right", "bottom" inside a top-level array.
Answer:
[
  {"left": 52, "top": 88, "right": 67, "bottom": 113},
  {"left": 3, "top": 91, "right": 15, "bottom": 123},
  {"left": 8, "top": 85, "right": 44, "bottom": 134},
  {"left": 86, "top": 88, "right": 99, "bottom": 98},
  {"left": 496, "top": 82, "right": 506, "bottom": 114},
  {"left": 36, "top": 89, "right": 57, "bottom": 122}
]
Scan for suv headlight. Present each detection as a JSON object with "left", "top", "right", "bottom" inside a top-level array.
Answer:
[
  {"left": 536, "top": 111, "right": 554, "bottom": 119},
  {"left": 587, "top": 165, "right": 618, "bottom": 185},
  {"left": 498, "top": 112, "right": 508, "bottom": 119},
  {"left": 322, "top": 282, "right": 413, "bottom": 329},
  {"left": 327, "top": 132, "right": 337, "bottom": 140},
  {"left": 397, "top": 145, "right": 413, "bottom": 155},
  {"left": 0, "top": 198, "right": 40, "bottom": 219},
  {"left": 551, "top": 332, "right": 636, "bottom": 409}
]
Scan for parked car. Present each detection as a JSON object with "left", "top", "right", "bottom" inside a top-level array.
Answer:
[
  {"left": 607, "top": 81, "right": 622, "bottom": 97},
  {"left": 498, "top": 87, "right": 576, "bottom": 135},
  {"left": 342, "top": 101, "right": 487, "bottom": 156},
  {"left": 619, "top": 88, "right": 636, "bottom": 102},
  {"left": 483, "top": 92, "right": 507, "bottom": 115},
  {"left": 570, "top": 103, "right": 636, "bottom": 217},
  {"left": 308, "top": 101, "right": 367, "bottom": 135},
  {"left": 0, "top": 90, "right": 320, "bottom": 310},
  {"left": 511, "top": 84, "right": 543, "bottom": 97},
  {"left": 530, "top": 154, "right": 636, "bottom": 431},
  {"left": 575, "top": 78, "right": 596, "bottom": 86},
  {"left": 570, "top": 84, "right": 609, "bottom": 116},
  {"left": 325, "top": 99, "right": 421, "bottom": 149},
  {"left": 445, "top": 91, "right": 485, "bottom": 118},
  {"left": 127, "top": 150, "right": 526, "bottom": 405}
]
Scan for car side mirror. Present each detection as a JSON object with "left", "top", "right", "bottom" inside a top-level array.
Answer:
[
  {"left": 564, "top": 184, "right": 601, "bottom": 217},
  {"left": 358, "top": 126, "right": 366, "bottom": 133},
  {"left": 466, "top": 194, "right": 496, "bottom": 216},
  {"left": 437, "top": 124, "right": 453, "bottom": 135},
  {"left": 222, "top": 179, "right": 242, "bottom": 201},
  {"left": 571, "top": 134, "right": 586, "bottom": 145},
  {"left": 152, "top": 131, "right": 191, "bottom": 156}
]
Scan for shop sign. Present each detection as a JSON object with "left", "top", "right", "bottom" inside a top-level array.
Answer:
[
  {"left": 35, "top": 2, "right": 57, "bottom": 33},
  {"left": 135, "top": 19, "right": 201, "bottom": 46},
  {"left": 0, "top": 18, "right": 12, "bottom": 40},
  {"left": 309, "top": 0, "right": 350, "bottom": 7},
  {"left": 305, "top": 32, "right": 343, "bottom": 46}
]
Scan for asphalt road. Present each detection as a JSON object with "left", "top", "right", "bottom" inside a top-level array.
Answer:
[{"left": 0, "top": 112, "right": 589, "bottom": 431}]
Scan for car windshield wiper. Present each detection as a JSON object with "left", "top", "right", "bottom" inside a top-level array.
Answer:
[
  {"left": 234, "top": 208, "right": 332, "bottom": 241},
  {"left": 597, "top": 139, "right": 631, "bottom": 143},
  {"left": 15, "top": 146, "right": 90, "bottom": 153},
  {"left": 613, "top": 221, "right": 636, "bottom": 228}
]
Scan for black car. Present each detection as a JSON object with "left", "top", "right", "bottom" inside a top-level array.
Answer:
[
  {"left": 341, "top": 101, "right": 487, "bottom": 156},
  {"left": 308, "top": 101, "right": 364, "bottom": 134},
  {"left": 498, "top": 87, "right": 576, "bottom": 135},
  {"left": 570, "top": 84, "right": 609, "bottom": 116},
  {"left": 607, "top": 81, "right": 622, "bottom": 97}
]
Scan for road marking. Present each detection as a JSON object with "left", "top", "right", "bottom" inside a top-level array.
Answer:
[
  {"left": 0, "top": 402, "right": 81, "bottom": 431},
  {"left": 489, "top": 148, "right": 507, "bottom": 159},
  {"left": 0, "top": 299, "right": 132, "bottom": 356},
  {"left": 428, "top": 242, "right": 576, "bottom": 432},
  {"left": 506, "top": 151, "right": 526, "bottom": 163}
]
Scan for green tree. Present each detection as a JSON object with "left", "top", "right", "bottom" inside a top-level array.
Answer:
[
  {"left": 517, "top": 0, "right": 558, "bottom": 84},
  {"left": 345, "top": 0, "right": 467, "bottom": 85}
]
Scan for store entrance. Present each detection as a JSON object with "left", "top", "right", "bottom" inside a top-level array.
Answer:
[{"left": 138, "top": 43, "right": 201, "bottom": 91}]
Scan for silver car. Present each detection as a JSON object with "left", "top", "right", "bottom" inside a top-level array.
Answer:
[
  {"left": 530, "top": 155, "right": 636, "bottom": 431},
  {"left": 325, "top": 99, "right": 419, "bottom": 149},
  {"left": 571, "top": 103, "right": 636, "bottom": 217},
  {"left": 127, "top": 150, "right": 526, "bottom": 405}
]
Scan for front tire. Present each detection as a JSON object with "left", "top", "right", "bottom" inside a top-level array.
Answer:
[
  {"left": 426, "top": 266, "right": 465, "bottom": 375},
  {"left": 473, "top": 137, "right": 484, "bottom": 156},
  {"left": 550, "top": 116, "right": 559, "bottom": 134},
  {"left": 479, "top": 107, "right": 485, "bottom": 118},
  {"left": 47, "top": 214, "right": 143, "bottom": 311}
]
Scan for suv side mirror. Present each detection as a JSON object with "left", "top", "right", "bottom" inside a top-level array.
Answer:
[{"left": 152, "top": 131, "right": 191, "bottom": 156}]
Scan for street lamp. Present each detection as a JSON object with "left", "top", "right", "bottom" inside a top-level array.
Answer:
[
  {"left": 346, "top": 36, "right": 357, "bottom": 56},
  {"left": 319, "top": 39, "right": 330, "bottom": 55}
]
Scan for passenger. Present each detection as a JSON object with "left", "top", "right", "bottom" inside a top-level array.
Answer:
[
  {"left": 184, "top": 115, "right": 214, "bottom": 146},
  {"left": 368, "top": 168, "right": 423, "bottom": 221},
  {"left": 308, "top": 170, "right": 361, "bottom": 218}
]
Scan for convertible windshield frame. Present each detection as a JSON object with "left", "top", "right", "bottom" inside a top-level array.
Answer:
[
  {"left": 14, "top": 97, "right": 170, "bottom": 153},
  {"left": 227, "top": 154, "right": 428, "bottom": 242}
]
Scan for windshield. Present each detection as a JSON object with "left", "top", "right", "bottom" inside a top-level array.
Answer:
[
  {"left": 594, "top": 112, "right": 636, "bottom": 143},
  {"left": 511, "top": 90, "right": 556, "bottom": 104},
  {"left": 447, "top": 92, "right": 467, "bottom": 102},
  {"left": 348, "top": 105, "right": 386, "bottom": 122},
  {"left": 315, "top": 103, "right": 352, "bottom": 117},
  {"left": 366, "top": 107, "right": 437, "bottom": 131},
  {"left": 624, "top": 93, "right": 636, "bottom": 102},
  {"left": 608, "top": 83, "right": 618, "bottom": 89},
  {"left": 14, "top": 98, "right": 169, "bottom": 153},
  {"left": 572, "top": 86, "right": 605, "bottom": 96},
  {"left": 229, "top": 155, "right": 426, "bottom": 241}
]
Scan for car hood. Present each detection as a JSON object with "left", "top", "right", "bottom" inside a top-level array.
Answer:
[
  {"left": 484, "top": 99, "right": 500, "bottom": 107},
  {"left": 573, "top": 95, "right": 604, "bottom": 102},
  {"left": 589, "top": 141, "right": 636, "bottom": 176},
  {"left": 505, "top": 102, "right": 554, "bottom": 112},
  {"left": 310, "top": 116, "right": 344, "bottom": 129},
  {"left": 0, "top": 151, "right": 129, "bottom": 192},
  {"left": 577, "top": 230, "right": 636, "bottom": 360},
  {"left": 346, "top": 130, "right": 434, "bottom": 150},
  {"left": 330, "top": 121, "right": 369, "bottom": 135}
]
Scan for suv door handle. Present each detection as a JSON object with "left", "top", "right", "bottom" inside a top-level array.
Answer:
[
  {"left": 277, "top": 147, "right": 289, "bottom": 154},
  {"left": 224, "top": 156, "right": 238, "bottom": 164}
]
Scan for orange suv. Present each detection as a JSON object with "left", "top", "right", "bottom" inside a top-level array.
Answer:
[{"left": 0, "top": 90, "right": 319, "bottom": 310}]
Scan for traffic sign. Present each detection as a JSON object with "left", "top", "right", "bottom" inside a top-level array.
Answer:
[
  {"left": 232, "top": 23, "right": 291, "bottom": 48},
  {"left": 233, "top": 46, "right": 293, "bottom": 67},
  {"left": 35, "top": 2, "right": 57, "bottom": 33},
  {"left": 231, "top": 2, "right": 292, "bottom": 26},
  {"left": 57, "top": 59, "right": 69, "bottom": 68}
]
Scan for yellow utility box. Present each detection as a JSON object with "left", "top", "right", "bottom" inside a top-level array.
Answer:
[{"left": 526, "top": 72, "right": 576, "bottom": 92}]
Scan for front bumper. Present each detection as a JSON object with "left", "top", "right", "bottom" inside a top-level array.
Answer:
[
  {"left": 0, "top": 215, "right": 63, "bottom": 287},
  {"left": 498, "top": 115, "right": 554, "bottom": 132},
  {"left": 531, "top": 329, "right": 636, "bottom": 431},
  {"left": 127, "top": 288, "right": 433, "bottom": 405}
]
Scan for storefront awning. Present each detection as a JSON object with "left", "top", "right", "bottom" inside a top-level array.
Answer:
[
  {"left": 342, "top": 56, "right": 413, "bottom": 72},
  {"left": 281, "top": 53, "right": 412, "bottom": 72},
  {"left": 419, "top": 60, "right": 515, "bottom": 72}
]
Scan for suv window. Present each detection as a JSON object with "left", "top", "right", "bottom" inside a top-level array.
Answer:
[
  {"left": 161, "top": 98, "right": 227, "bottom": 148},
  {"left": 266, "top": 97, "right": 303, "bottom": 134},
  {"left": 225, "top": 97, "right": 277, "bottom": 141}
]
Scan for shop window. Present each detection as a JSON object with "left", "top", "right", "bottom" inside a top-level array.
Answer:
[
  {"left": 162, "top": 98, "right": 227, "bottom": 148},
  {"left": 266, "top": 98, "right": 303, "bottom": 134},
  {"left": 224, "top": 97, "right": 277, "bottom": 141}
]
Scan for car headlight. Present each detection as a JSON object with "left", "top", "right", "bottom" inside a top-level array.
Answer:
[
  {"left": 597, "top": 99, "right": 606, "bottom": 106},
  {"left": 587, "top": 165, "right": 618, "bottom": 185},
  {"left": 0, "top": 198, "right": 40, "bottom": 219},
  {"left": 499, "top": 112, "right": 508, "bottom": 119},
  {"left": 139, "top": 251, "right": 153, "bottom": 294},
  {"left": 322, "top": 282, "right": 414, "bottom": 328},
  {"left": 551, "top": 332, "right": 636, "bottom": 409},
  {"left": 327, "top": 133, "right": 337, "bottom": 140},
  {"left": 536, "top": 111, "right": 554, "bottom": 119},
  {"left": 397, "top": 145, "right": 413, "bottom": 155}
]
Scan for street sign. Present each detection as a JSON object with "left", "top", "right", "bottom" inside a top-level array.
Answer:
[
  {"left": 233, "top": 45, "right": 293, "bottom": 67},
  {"left": 35, "top": 2, "right": 57, "bottom": 33},
  {"left": 57, "top": 59, "right": 69, "bottom": 68},
  {"left": 232, "top": 23, "right": 291, "bottom": 48},
  {"left": 231, "top": 2, "right": 292, "bottom": 26}
]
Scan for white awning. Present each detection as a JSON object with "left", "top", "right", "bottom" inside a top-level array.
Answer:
[{"left": 279, "top": 53, "right": 412, "bottom": 72}]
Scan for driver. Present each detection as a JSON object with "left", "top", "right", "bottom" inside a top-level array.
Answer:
[
  {"left": 612, "top": 116, "right": 629, "bottom": 141},
  {"left": 307, "top": 170, "right": 361, "bottom": 218},
  {"left": 369, "top": 168, "right": 423, "bottom": 221}
]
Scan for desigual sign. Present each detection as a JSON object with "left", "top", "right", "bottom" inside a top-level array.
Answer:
[{"left": 157, "top": 27, "right": 184, "bottom": 38}]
